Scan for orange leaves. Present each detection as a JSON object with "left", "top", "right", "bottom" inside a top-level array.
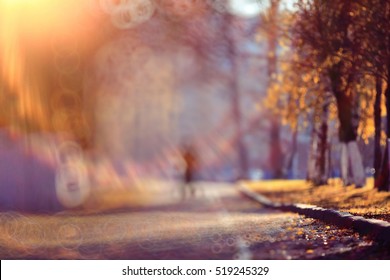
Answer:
[{"left": 262, "top": 42, "right": 334, "bottom": 133}]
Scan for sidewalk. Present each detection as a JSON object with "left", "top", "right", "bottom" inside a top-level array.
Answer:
[{"left": 240, "top": 178, "right": 390, "bottom": 242}]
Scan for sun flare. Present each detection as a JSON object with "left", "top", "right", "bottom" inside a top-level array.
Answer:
[{"left": 0, "top": 0, "right": 102, "bottom": 133}]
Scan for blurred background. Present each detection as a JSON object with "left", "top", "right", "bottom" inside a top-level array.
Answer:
[{"left": 0, "top": 0, "right": 387, "bottom": 213}]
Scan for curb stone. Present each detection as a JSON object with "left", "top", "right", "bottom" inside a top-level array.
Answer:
[{"left": 239, "top": 184, "right": 390, "bottom": 243}]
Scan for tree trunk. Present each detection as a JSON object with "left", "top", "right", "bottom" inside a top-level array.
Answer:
[
  {"left": 269, "top": 116, "right": 283, "bottom": 178},
  {"left": 331, "top": 71, "right": 366, "bottom": 187},
  {"left": 307, "top": 101, "right": 329, "bottom": 185},
  {"left": 386, "top": 79, "right": 390, "bottom": 138},
  {"left": 223, "top": 13, "right": 249, "bottom": 179},
  {"left": 377, "top": 82, "right": 390, "bottom": 191},
  {"left": 318, "top": 102, "right": 329, "bottom": 183},
  {"left": 340, "top": 142, "right": 350, "bottom": 185},
  {"left": 348, "top": 141, "right": 366, "bottom": 186},
  {"left": 267, "top": 0, "right": 283, "bottom": 178},
  {"left": 380, "top": 16, "right": 390, "bottom": 191},
  {"left": 335, "top": 92, "right": 357, "bottom": 143},
  {"left": 307, "top": 126, "right": 318, "bottom": 182},
  {"left": 374, "top": 77, "right": 382, "bottom": 184},
  {"left": 284, "top": 127, "right": 298, "bottom": 178},
  {"left": 376, "top": 26, "right": 390, "bottom": 190}
]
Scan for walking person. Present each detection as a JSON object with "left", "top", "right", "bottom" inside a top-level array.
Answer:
[{"left": 181, "top": 145, "right": 198, "bottom": 200}]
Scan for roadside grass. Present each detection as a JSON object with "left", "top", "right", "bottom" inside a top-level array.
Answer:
[{"left": 244, "top": 178, "right": 390, "bottom": 223}]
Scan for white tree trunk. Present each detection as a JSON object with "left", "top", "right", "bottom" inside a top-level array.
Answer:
[
  {"left": 340, "top": 141, "right": 366, "bottom": 187},
  {"left": 348, "top": 141, "right": 366, "bottom": 187}
]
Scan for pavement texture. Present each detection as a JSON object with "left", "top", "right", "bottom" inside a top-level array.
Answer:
[
  {"left": 0, "top": 182, "right": 389, "bottom": 259},
  {"left": 239, "top": 183, "right": 390, "bottom": 244}
]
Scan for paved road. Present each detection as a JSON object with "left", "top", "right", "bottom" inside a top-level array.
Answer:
[{"left": 0, "top": 182, "right": 388, "bottom": 259}]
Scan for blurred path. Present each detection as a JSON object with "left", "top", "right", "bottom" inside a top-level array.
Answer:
[{"left": 0, "top": 182, "right": 388, "bottom": 259}]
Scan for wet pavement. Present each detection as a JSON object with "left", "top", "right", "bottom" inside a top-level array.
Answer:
[{"left": 0, "top": 182, "right": 389, "bottom": 259}]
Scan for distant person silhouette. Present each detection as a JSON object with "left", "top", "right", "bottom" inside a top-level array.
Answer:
[{"left": 181, "top": 145, "right": 197, "bottom": 200}]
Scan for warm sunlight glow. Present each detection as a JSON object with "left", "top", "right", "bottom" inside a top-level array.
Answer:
[
  {"left": 0, "top": 0, "right": 49, "bottom": 130},
  {"left": 1, "top": 0, "right": 88, "bottom": 44},
  {"left": 0, "top": 0, "right": 100, "bottom": 132}
]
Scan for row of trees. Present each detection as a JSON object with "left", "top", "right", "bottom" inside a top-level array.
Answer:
[
  {"left": 264, "top": 0, "right": 390, "bottom": 191},
  {"left": 4, "top": 0, "right": 389, "bottom": 191}
]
